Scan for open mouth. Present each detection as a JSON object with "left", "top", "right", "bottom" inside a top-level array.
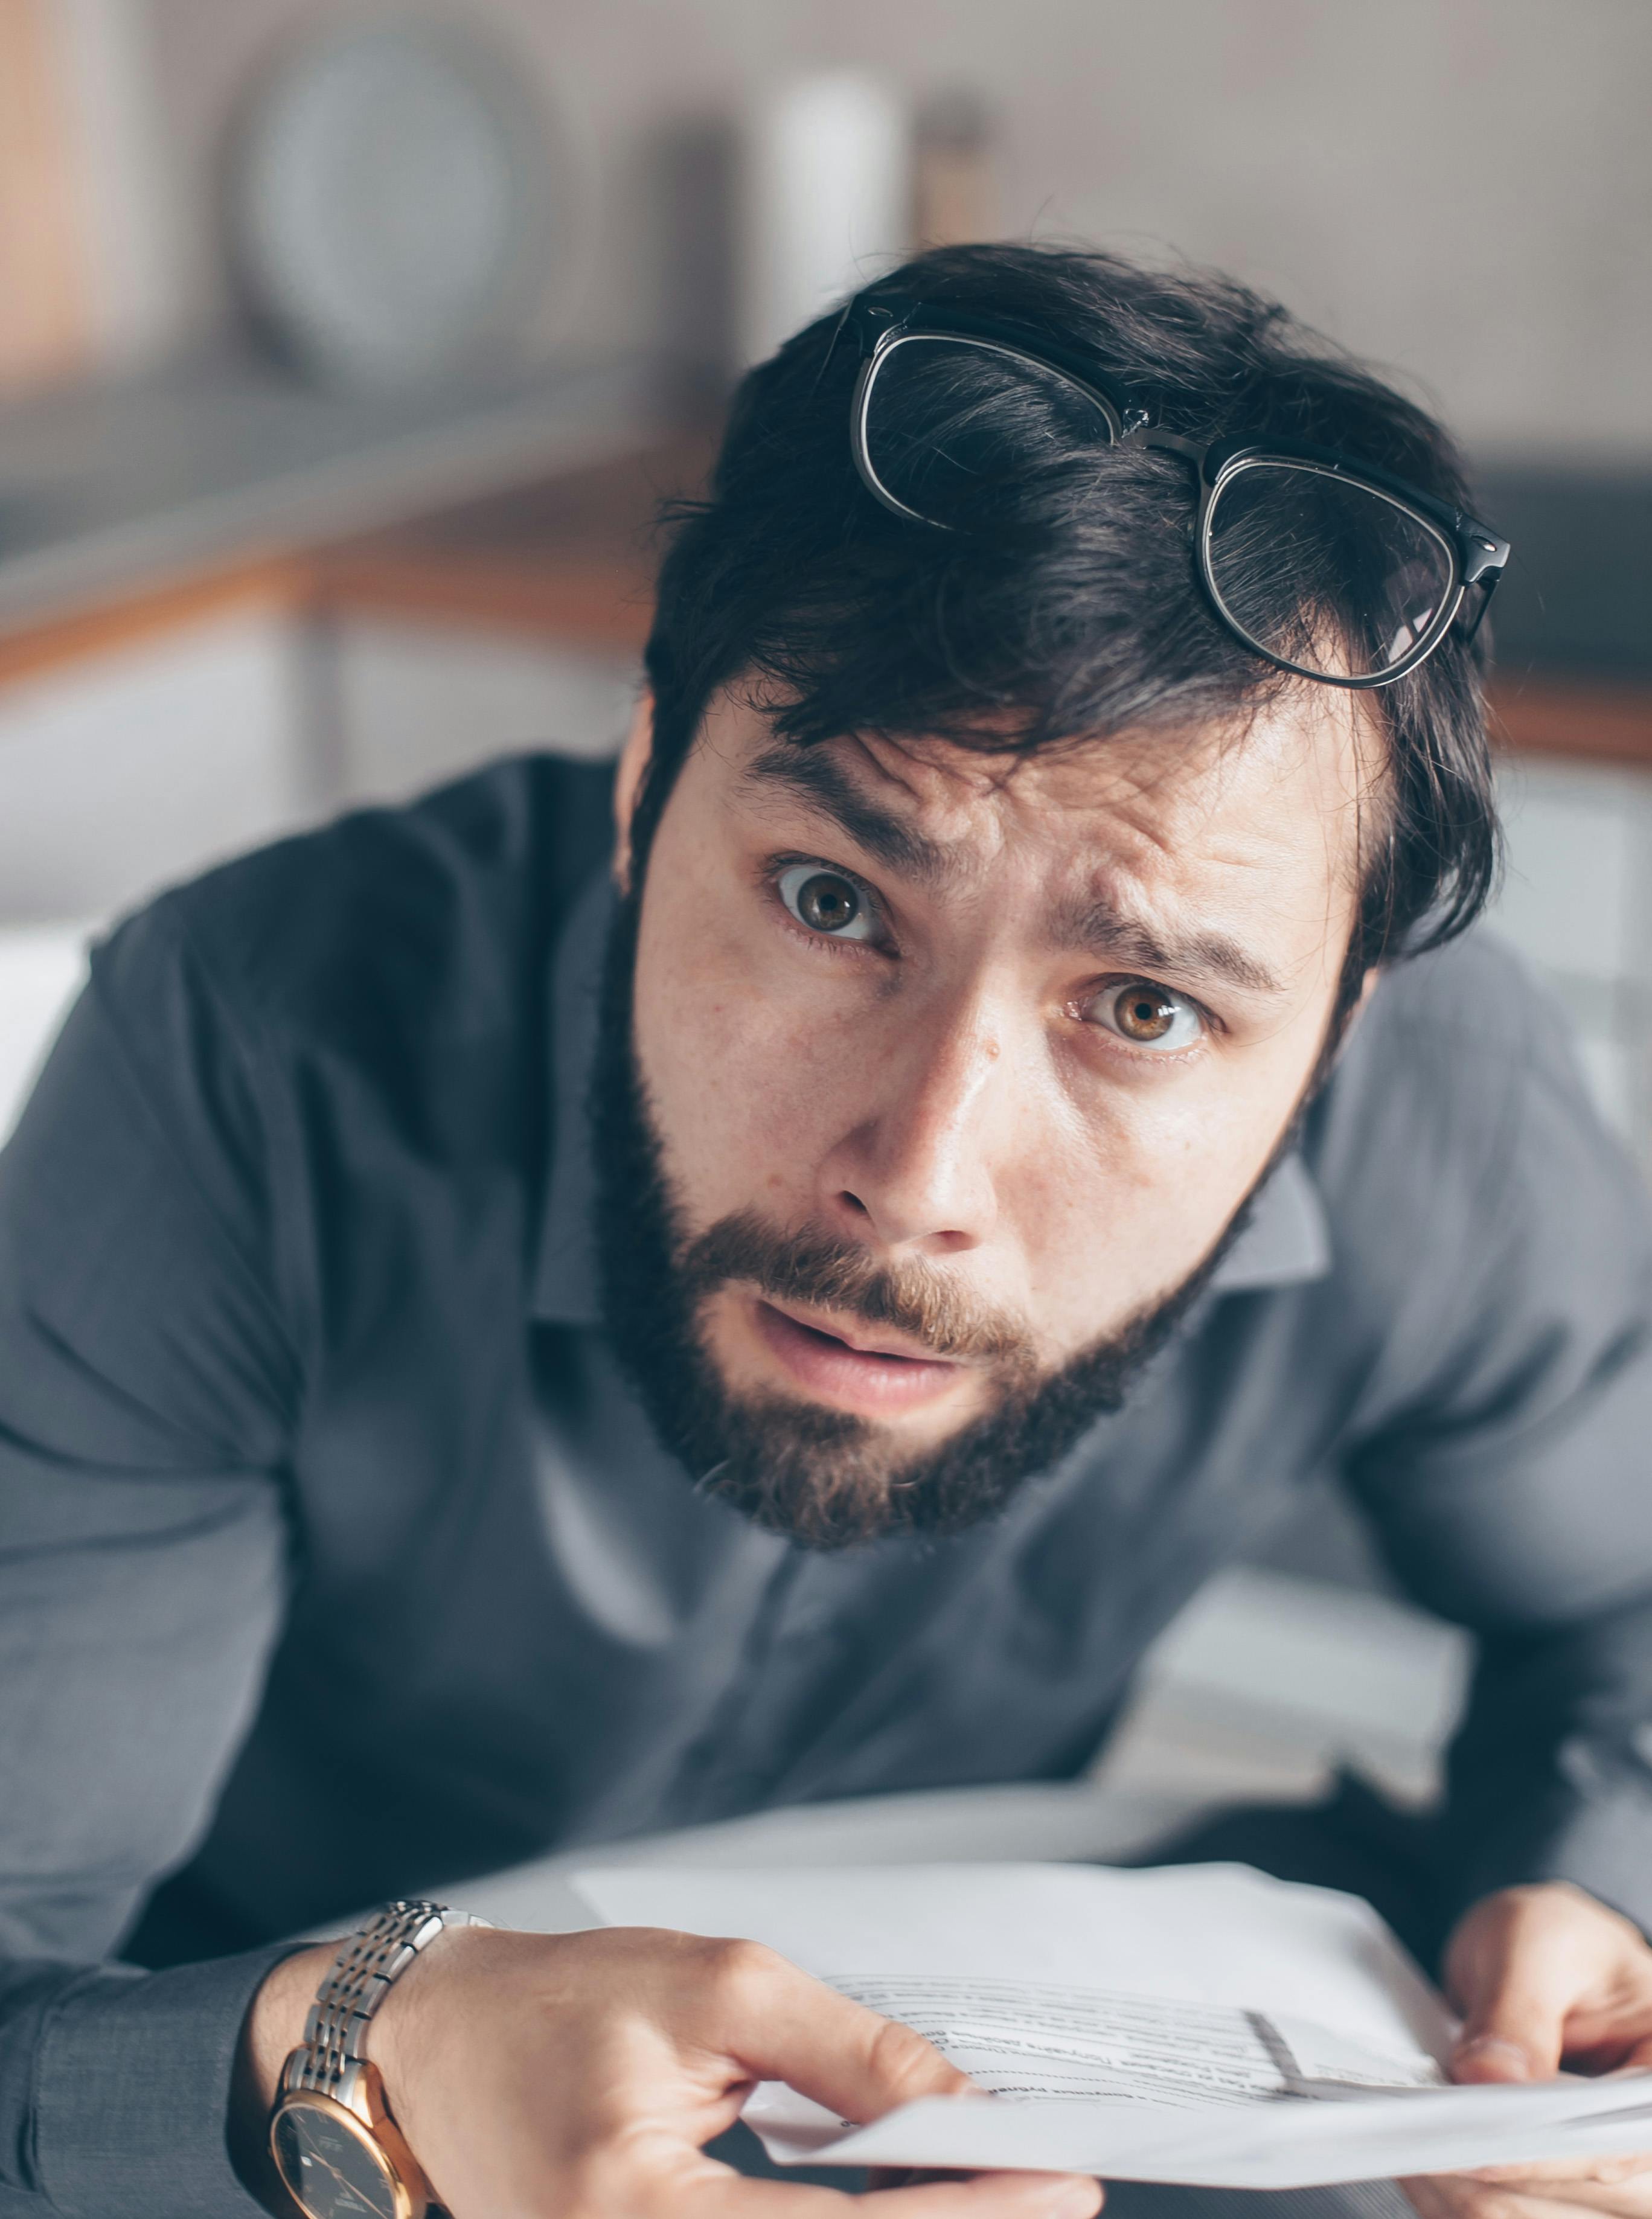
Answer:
[{"left": 751, "top": 1296, "right": 967, "bottom": 1416}]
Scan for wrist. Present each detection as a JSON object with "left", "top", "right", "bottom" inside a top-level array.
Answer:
[
  {"left": 263, "top": 1903, "right": 491, "bottom": 2219},
  {"left": 232, "top": 1944, "right": 336, "bottom": 2211},
  {"left": 246, "top": 1947, "right": 338, "bottom": 2112},
  {"left": 366, "top": 1918, "right": 484, "bottom": 2104}
]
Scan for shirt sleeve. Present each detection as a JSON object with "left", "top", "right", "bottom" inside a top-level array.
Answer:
[
  {"left": 1340, "top": 969, "right": 1652, "bottom": 1956},
  {"left": 0, "top": 901, "right": 299, "bottom": 2215}
]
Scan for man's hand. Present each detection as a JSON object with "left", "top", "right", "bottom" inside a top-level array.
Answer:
[
  {"left": 1403, "top": 1883, "right": 1652, "bottom": 2219},
  {"left": 240, "top": 1923, "right": 1104, "bottom": 2219}
]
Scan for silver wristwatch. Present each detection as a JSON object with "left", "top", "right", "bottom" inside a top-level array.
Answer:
[{"left": 269, "top": 1899, "right": 491, "bottom": 2219}]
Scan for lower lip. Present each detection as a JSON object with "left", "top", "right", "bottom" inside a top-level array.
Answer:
[{"left": 750, "top": 1299, "right": 965, "bottom": 1415}]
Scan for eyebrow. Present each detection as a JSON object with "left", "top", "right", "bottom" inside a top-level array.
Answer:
[
  {"left": 1045, "top": 890, "right": 1285, "bottom": 997},
  {"left": 742, "top": 740, "right": 1285, "bottom": 999},
  {"left": 742, "top": 743, "right": 970, "bottom": 891}
]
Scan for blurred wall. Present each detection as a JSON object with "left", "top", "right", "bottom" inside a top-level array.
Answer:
[{"left": 141, "top": 0, "right": 1652, "bottom": 461}]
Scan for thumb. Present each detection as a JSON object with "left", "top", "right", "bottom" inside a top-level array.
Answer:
[{"left": 1452, "top": 1948, "right": 1571, "bottom": 2084}]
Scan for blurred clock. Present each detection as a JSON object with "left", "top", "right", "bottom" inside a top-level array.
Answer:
[{"left": 228, "top": 13, "right": 571, "bottom": 391}]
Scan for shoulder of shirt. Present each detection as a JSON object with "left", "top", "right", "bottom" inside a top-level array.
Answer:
[
  {"left": 1307, "top": 924, "right": 1624, "bottom": 1264},
  {"left": 1336, "top": 926, "right": 1572, "bottom": 1118},
  {"left": 122, "top": 751, "right": 617, "bottom": 1053}
]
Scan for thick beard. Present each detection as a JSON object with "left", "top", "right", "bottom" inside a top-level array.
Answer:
[{"left": 587, "top": 888, "right": 1253, "bottom": 1551}]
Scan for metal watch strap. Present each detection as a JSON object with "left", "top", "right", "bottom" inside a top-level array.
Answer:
[{"left": 285, "top": 1900, "right": 491, "bottom": 2101}]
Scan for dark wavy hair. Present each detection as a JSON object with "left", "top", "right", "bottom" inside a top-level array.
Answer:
[{"left": 636, "top": 243, "right": 1498, "bottom": 985}]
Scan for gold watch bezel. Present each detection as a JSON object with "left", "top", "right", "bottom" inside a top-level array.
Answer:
[{"left": 271, "top": 2064, "right": 430, "bottom": 2219}]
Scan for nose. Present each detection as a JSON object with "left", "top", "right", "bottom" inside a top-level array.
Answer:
[{"left": 816, "top": 998, "right": 1014, "bottom": 1257}]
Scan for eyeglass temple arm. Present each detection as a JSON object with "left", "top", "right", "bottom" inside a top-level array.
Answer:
[
  {"left": 1123, "top": 423, "right": 1203, "bottom": 461},
  {"left": 1456, "top": 527, "right": 1510, "bottom": 639}
]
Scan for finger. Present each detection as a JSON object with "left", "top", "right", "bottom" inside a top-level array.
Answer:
[
  {"left": 1401, "top": 2177, "right": 1478, "bottom": 2219},
  {"left": 1403, "top": 2184, "right": 1573, "bottom": 2219},
  {"left": 669, "top": 2151, "right": 1103, "bottom": 2219},
  {"left": 1401, "top": 2176, "right": 1652, "bottom": 2219},
  {"left": 870, "top": 2172, "right": 1104, "bottom": 2203},
  {"left": 1455, "top": 2154, "right": 1652, "bottom": 2192},
  {"left": 692, "top": 1940, "right": 978, "bottom": 2121},
  {"left": 859, "top": 2176, "right": 1103, "bottom": 2218},
  {"left": 1452, "top": 1911, "right": 1583, "bottom": 2083}
]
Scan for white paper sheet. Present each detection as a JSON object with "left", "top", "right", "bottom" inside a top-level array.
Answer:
[{"left": 572, "top": 1862, "right": 1652, "bottom": 2188}]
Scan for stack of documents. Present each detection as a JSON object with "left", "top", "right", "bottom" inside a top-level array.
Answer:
[{"left": 572, "top": 1862, "right": 1652, "bottom": 2188}]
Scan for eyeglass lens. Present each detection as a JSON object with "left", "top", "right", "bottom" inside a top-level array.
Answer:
[
  {"left": 859, "top": 334, "right": 1118, "bottom": 532},
  {"left": 859, "top": 338, "right": 1465, "bottom": 685},
  {"left": 1203, "top": 459, "right": 1459, "bottom": 683}
]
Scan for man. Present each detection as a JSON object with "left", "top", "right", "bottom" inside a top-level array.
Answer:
[{"left": 5, "top": 242, "right": 1652, "bottom": 2219}]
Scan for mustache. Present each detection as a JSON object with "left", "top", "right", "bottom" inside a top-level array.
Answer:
[{"left": 679, "top": 1208, "right": 1036, "bottom": 1370}]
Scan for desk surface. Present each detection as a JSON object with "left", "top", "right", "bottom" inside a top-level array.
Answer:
[{"left": 333, "top": 1777, "right": 1211, "bottom": 1942}]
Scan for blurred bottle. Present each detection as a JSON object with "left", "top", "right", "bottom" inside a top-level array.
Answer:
[
  {"left": 914, "top": 89, "right": 997, "bottom": 249},
  {"left": 0, "top": 0, "right": 185, "bottom": 396},
  {"left": 737, "top": 71, "right": 911, "bottom": 368},
  {"left": 56, "top": 0, "right": 187, "bottom": 377},
  {"left": 0, "top": 0, "right": 93, "bottom": 394}
]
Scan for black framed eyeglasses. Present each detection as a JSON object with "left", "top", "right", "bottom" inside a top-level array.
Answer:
[{"left": 844, "top": 295, "right": 1510, "bottom": 691}]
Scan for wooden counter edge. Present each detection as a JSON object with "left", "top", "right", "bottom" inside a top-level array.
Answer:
[
  {"left": 0, "top": 549, "right": 1648, "bottom": 777},
  {"left": 1485, "top": 677, "right": 1652, "bottom": 767},
  {"left": 0, "top": 557, "right": 316, "bottom": 688}
]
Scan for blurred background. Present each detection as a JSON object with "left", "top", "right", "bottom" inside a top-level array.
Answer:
[{"left": 0, "top": 0, "right": 1648, "bottom": 1850}]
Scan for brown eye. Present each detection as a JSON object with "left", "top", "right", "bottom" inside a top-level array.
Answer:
[
  {"left": 799, "top": 874, "right": 859, "bottom": 931},
  {"left": 1084, "top": 978, "right": 1202, "bottom": 1052},
  {"left": 1115, "top": 984, "right": 1176, "bottom": 1040},
  {"left": 777, "top": 862, "right": 877, "bottom": 941}
]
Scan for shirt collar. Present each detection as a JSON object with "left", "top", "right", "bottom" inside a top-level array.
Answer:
[
  {"left": 1206, "top": 1147, "right": 1333, "bottom": 1293},
  {"left": 531, "top": 874, "right": 1333, "bottom": 1324}
]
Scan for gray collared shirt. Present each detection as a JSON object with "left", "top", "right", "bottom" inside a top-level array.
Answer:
[{"left": 5, "top": 752, "right": 1652, "bottom": 2218}]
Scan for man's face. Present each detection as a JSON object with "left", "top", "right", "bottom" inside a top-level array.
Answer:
[{"left": 600, "top": 684, "right": 1369, "bottom": 1543}]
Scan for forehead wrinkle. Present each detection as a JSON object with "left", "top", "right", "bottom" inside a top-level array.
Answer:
[
  {"left": 1045, "top": 885, "right": 1286, "bottom": 997},
  {"left": 740, "top": 741, "right": 977, "bottom": 892}
]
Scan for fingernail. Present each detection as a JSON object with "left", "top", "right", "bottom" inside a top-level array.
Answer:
[
  {"left": 1042, "top": 2186, "right": 1102, "bottom": 2219},
  {"left": 1455, "top": 2036, "right": 1534, "bottom": 2079}
]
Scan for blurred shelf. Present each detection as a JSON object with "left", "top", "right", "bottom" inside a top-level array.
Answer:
[
  {"left": 1473, "top": 464, "right": 1652, "bottom": 769},
  {"left": 0, "top": 350, "right": 667, "bottom": 682},
  {"left": 313, "top": 453, "right": 1652, "bottom": 772},
  {"left": 1474, "top": 464, "right": 1652, "bottom": 690},
  {"left": 310, "top": 430, "right": 717, "bottom": 653},
  {"left": 1485, "top": 674, "right": 1652, "bottom": 769},
  {"left": 1, "top": 373, "right": 1647, "bottom": 781}
]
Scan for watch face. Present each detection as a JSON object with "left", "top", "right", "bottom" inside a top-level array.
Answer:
[{"left": 272, "top": 2093, "right": 405, "bottom": 2219}]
